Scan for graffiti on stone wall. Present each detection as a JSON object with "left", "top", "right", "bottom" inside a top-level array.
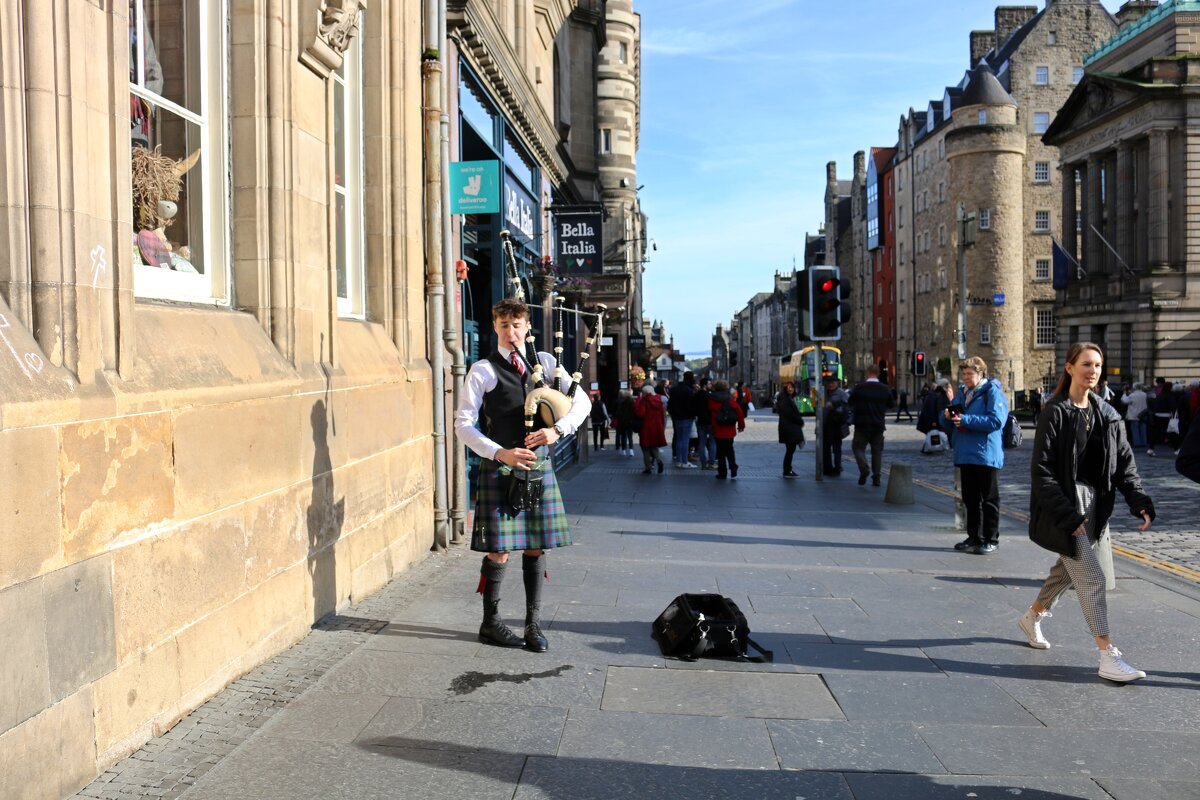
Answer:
[
  {"left": 0, "top": 313, "right": 74, "bottom": 390},
  {"left": 91, "top": 244, "right": 108, "bottom": 289}
]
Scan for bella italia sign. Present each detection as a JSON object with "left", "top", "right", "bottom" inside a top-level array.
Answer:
[{"left": 554, "top": 211, "right": 602, "bottom": 275}]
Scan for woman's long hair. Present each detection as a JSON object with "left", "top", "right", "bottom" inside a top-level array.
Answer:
[{"left": 1051, "top": 341, "right": 1104, "bottom": 399}]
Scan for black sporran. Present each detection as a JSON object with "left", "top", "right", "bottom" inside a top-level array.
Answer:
[{"left": 504, "top": 468, "right": 545, "bottom": 516}]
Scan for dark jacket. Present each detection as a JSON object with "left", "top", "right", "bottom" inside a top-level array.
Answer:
[
  {"left": 775, "top": 390, "right": 805, "bottom": 445},
  {"left": 707, "top": 389, "right": 745, "bottom": 439},
  {"left": 692, "top": 389, "right": 714, "bottom": 427},
  {"left": 849, "top": 380, "right": 891, "bottom": 435},
  {"left": 667, "top": 382, "right": 696, "bottom": 420},
  {"left": 1028, "top": 392, "right": 1154, "bottom": 558},
  {"left": 916, "top": 392, "right": 940, "bottom": 434},
  {"left": 1177, "top": 413, "right": 1200, "bottom": 484}
]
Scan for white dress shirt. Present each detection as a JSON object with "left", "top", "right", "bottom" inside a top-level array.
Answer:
[{"left": 454, "top": 346, "right": 592, "bottom": 460}]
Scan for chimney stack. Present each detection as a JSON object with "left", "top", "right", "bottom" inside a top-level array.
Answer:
[
  {"left": 970, "top": 30, "right": 997, "bottom": 66},
  {"left": 1116, "top": 0, "right": 1158, "bottom": 29},
  {"left": 995, "top": 6, "right": 1038, "bottom": 48}
]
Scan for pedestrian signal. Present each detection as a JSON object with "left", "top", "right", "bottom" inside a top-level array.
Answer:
[
  {"left": 808, "top": 266, "right": 843, "bottom": 341},
  {"left": 912, "top": 351, "right": 927, "bottom": 376}
]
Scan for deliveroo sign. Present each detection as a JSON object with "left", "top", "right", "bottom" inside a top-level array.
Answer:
[{"left": 449, "top": 161, "right": 500, "bottom": 214}]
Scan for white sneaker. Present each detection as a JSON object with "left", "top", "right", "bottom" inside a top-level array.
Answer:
[
  {"left": 1017, "top": 609, "right": 1052, "bottom": 649},
  {"left": 1099, "top": 645, "right": 1146, "bottom": 682},
  {"left": 1147, "top": 449, "right": 1155, "bottom": 456}
]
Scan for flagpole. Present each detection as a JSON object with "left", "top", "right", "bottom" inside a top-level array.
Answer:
[{"left": 1088, "top": 223, "right": 1136, "bottom": 276}]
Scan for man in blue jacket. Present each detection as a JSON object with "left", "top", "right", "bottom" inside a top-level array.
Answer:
[{"left": 945, "top": 356, "right": 1009, "bottom": 554}]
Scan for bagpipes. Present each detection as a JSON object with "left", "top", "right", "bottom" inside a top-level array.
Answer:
[{"left": 498, "top": 230, "right": 605, "bottom": 514}]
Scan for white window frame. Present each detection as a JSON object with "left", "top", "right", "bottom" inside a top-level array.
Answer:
[
  {"left": 978, "top": 109, "right": 987, "bottom": 125},
  {"left": 1034, "top": 161, "right": 1050, "bottom": 183},
  {"left": 130, "top": 0, "right": 230, "bottom": 304},
  {"left": 980, "top": 323, "right": 991, "bottom": 345},
  {"left": 1035, "top": 66, "right": 1049, "bottom": 85},
  {"left": 618, "top": 42, "right": 627, "bottom": 64},
  {"left": 334, "top": 19, "right": 366, "bottom": 317},
  {"left": 978, "top": 208, "right": 991, "bottom": 230},
  {"left": 1035, "top": 308, "right": 1056, "bottom": 347},
  {"left": 599, "top": 128, "right": 613, "bottom": 154},
  {"left": 1048, "top": 31, "right": 1057, "bottom": 45},
  {"left": 1035, "top": 210, "right": 1050, "bottom": 232},
  {"left": 1035, "top": 258, "right": 1050, "bottom": 281},
  {"left": 1033, "top": 111, "right": 1050, "bottom": 134}
]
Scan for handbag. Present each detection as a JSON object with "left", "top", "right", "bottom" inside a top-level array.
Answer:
[
  {"left": 1167, "top": 413, "right": 1181, "bottom": 435},
  {"left": 651, "top": 593, "right": 772, "bottom": 662}
]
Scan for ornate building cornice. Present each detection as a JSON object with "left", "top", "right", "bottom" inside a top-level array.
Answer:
[
  {"left": 299, "top": 0, "right": 368, "bottom": 78},
  {"left": 448, "top": 0, "right": 569, "bottom": 188}
]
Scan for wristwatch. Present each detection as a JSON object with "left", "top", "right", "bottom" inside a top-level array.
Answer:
[{"left": 552, "top": 422, "right": 566, "bottom": 437}]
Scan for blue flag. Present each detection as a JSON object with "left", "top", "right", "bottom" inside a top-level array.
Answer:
[{"left": 1051, "top": 237, "right": 1072, "bottom": 290}]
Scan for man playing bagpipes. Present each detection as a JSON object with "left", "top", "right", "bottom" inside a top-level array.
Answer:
[{"left": 453, "top": 297, "right": 591, "bottom": 652}]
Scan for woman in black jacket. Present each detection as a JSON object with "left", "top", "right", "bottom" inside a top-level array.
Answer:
[
  {"left": 775, "top": 382, "right": 805, "bottom": 477},
  {"left": 1018, "top": 342, "right": 1155, "bottom": 683}
]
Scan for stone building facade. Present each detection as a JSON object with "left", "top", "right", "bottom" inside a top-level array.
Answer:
[
  {"left": 1044, "top": 0, "right": 1200, "bottom": 384},
  {"left": 0, "top": 1, "right": 632, "bottom": 795}
]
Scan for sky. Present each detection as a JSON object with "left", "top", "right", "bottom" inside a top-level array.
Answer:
[{"left": 636, "top": 0, "right": 1124, "bottom": 356}]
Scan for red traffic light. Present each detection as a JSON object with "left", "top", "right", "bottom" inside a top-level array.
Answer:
[{"left": 819, "top": 279, "right": 836, "bottom": 293}]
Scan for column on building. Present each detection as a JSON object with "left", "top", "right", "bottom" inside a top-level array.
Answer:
[
  {"left": 1147, "top": 129, "right": 1170, "bottom": 268},
  {"left": 1103, "top": 150, "right": 1118, "bottom": 275},
  {"left": 1062, "top": 161, "right": 1077, "bottom": 262},
  {"left": 1115, "top": 142, "right": 1134, "bottom": 273},
  {"left": 1085, "top": 154, "right": 1103, "bottom": 276}
]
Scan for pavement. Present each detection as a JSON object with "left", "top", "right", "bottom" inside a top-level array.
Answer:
[{"left": 74, "top": 410, "right": 1200, "bottom": 800}]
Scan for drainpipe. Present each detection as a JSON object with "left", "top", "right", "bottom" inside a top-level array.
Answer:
[
  {"left": 424, "top": 0, "right": 450, "bottom": 551},
  {"left": 438, "top": 2, "right": 468, "bottom": 543}
]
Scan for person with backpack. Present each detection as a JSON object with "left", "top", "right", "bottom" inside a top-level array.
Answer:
[
  {"left": 707, "top": 380, "right": 746, "bottom": 479},
  {"left": 945, "top": 357, "right": 1009, "bottom": 554},
  {"left": 822, "top": 374, "right": 849, "bottom": 476}
]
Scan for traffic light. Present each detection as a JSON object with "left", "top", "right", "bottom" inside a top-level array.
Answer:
[
  {"left": 808, "top": 266, "right": 844, "bottom": 341},
  {"left": 912, "top": 351, "right": 927, "bottom": 376}
]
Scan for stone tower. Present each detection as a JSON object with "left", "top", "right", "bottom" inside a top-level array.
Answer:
[{"left": 945, "top": 64, "right": 1027, "bottom": 391}]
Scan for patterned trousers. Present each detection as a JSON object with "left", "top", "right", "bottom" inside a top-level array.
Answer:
[{"left": 1034, "top": 482, "right": 1109, "bottom": 637}]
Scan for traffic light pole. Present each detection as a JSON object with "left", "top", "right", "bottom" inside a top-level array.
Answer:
[{"left": 814, "top": 363, "right": 824, "bottom": 482}]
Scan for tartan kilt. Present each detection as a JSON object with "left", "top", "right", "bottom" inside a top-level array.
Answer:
[{"left": 471, "top": 456, "right": 572, "bottom": 552}]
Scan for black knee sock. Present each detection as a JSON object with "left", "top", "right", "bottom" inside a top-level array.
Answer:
[
  {"left": 479, "top": 556, "right": 507, "bottom": 626},
  {"left": 522, "top": 553, "right": 545, "bottom": 626}
]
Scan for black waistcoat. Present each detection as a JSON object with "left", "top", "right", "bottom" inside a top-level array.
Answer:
[{"left": 483, "top": 351, "right": 529, "bottom": 450}]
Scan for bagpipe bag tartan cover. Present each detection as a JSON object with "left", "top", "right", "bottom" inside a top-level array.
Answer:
[{"left": 471, "top": 457, "right": 572, "bottom": 552}]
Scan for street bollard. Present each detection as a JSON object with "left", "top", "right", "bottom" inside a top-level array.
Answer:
[{"left": 885, "top": 462, "right": 915, "bottom": 505}]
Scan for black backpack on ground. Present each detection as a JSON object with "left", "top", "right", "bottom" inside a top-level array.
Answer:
[
  {"left": 651, "top": 593, "right": 772, "bottom": 662},
  {"left": 1003, "top": 413, "right": 1023, "bottom": 449},
  {"left": 714, "top": 400, "right": 739, "bottom": 426}
]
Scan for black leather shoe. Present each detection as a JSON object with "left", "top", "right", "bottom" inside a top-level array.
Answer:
[
  {"left": 954, "top": 538, "right": 977, "bottom": 551},
  {"left": 783, "top": 471, "right": 799, "bottom": 478},
  {"left": 715, "top": 473, "right": 726, "bottom": 480},
  {"left": 872, "top": 476, "right": 881, "bottom": 486},
  {"left": 642, "top": 467, "right": 651, "bottom": 474},
  {"left": 524, "top": 622, "right": 548, "bottom": 653},
  {"left": 973, "top": 543, "right": 998, "bottom": 555},
  {"left": 858, "top": 471, "right": 868, "bottom": 486},
  {"left": 479, "top": 622, "right": 525, "bottom": 647},
  {"left": 730, "top": 466, "right": 738, "bottom": 478},
  {"left": 657, "top": 460, "right": 664, "bottom": 474}
]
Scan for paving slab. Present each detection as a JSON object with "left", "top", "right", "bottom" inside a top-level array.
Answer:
[
  {"left": 842, "top": 772, "right": 1116, "bottom": 799},
  {"left": 513, "top": 756, "right": 855, "bottom": 800},
  {"left": 255, "top": 690, "right": 389, "bottom": 743},
  {"left": 768, "top": 719, "right": 945, "bottom": 773},
  {"left": 824, "top": 673, "right": 1043, "bottom": 725},
  {"left": 600, "top": 666, "right": 844, "bottom": 719},
  {"left": 356, "top": 697, "right": 566, "bottom": 756},
  {"left": 1096, "top": 777, "right": 1200, "bottom": 800},
  {"left": 556, "top": 708, "right": 777, "bottom": 770}
]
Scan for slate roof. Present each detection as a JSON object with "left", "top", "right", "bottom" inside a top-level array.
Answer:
[{"left": 960, "top": 62, "right": 1017, "bottom": 107}]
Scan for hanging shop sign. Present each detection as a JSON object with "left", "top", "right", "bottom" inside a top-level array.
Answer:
[
  {"left": 449, "top": 161, "right": 500, "bottom": 214},
  {"left": 628, "top": 334, "right": 646, "bottom": 350},
  {"left": 504, "top": 172, "right": 537, "bottom": 244},
  {"left": 554, "top": 211, "right": 603, "bottom": 274}
]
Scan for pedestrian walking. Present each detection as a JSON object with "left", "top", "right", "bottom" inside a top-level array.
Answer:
[
  {"left": 613, "top": 389, "right": 636, "bottom": 456},
  {"left": 634, "top": 383, "right": 667, "bottom": 474},
  {"left": 1122, "top": 383, "right": 1149, "bottom": 449},
  {"left": 1177, "top": 407, "right": 1200, "bottom": 484},
  {"left": 848, "top": 365, "right": 891, "bottom": 486},
  {"left": 668, "top": 372, "right": 698, "bottom": 468},
  {"left": 1147, "top": 380, "right": 1178, "bottom": 456},
  {"left": 735, "top": 381, "right": 753, "bottom": 415},
  {"left": 945, "top": 357, "right": 1008, "bottom": 555},
  {"left": 1029, "top": 385, "right": 1043, "bottom": 420},
  {"left": 775, "top": 381, "right": 806, "bottom": 477},
  {"left": 822, "top": 374, "right": 850, "bottom": 476},
  {"left": 453, "top": 298, "right": 591, "bottom": 653},
  {"left": 894, "top": 387, "right": 914, "bottom": 422},
  {"left": 1019, "top": 342, "right": 1155, "bottom": 683},
  {"left": 693, "top": 377, "right": 718, "bottom": 469},
  {"left": 708, "top": 380, "right": 746, "bottom": 479},
  {"left": 589, "top": 393, "right": 609, "bottom": 452}
]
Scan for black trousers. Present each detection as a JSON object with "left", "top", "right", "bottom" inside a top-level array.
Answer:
[
  {"left": 959, "top": 464, "right": 1000, "bottom": 545},
  {"left": 783, "top": 441, "right": 800, "bottom": 473},
  {"left": 715, "top": 438, "right": 737, "bottom": 476}
]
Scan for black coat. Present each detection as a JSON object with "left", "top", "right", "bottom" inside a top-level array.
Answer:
[
  {"left": 776, "top": 391, "right": 805, "bottom": 445},
  {"left": 1028, "top": 392, "right": 1154, "bottom": 558},
  {"left": 1177, "top": 413, "right": 1200, "bottom": 484}
]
